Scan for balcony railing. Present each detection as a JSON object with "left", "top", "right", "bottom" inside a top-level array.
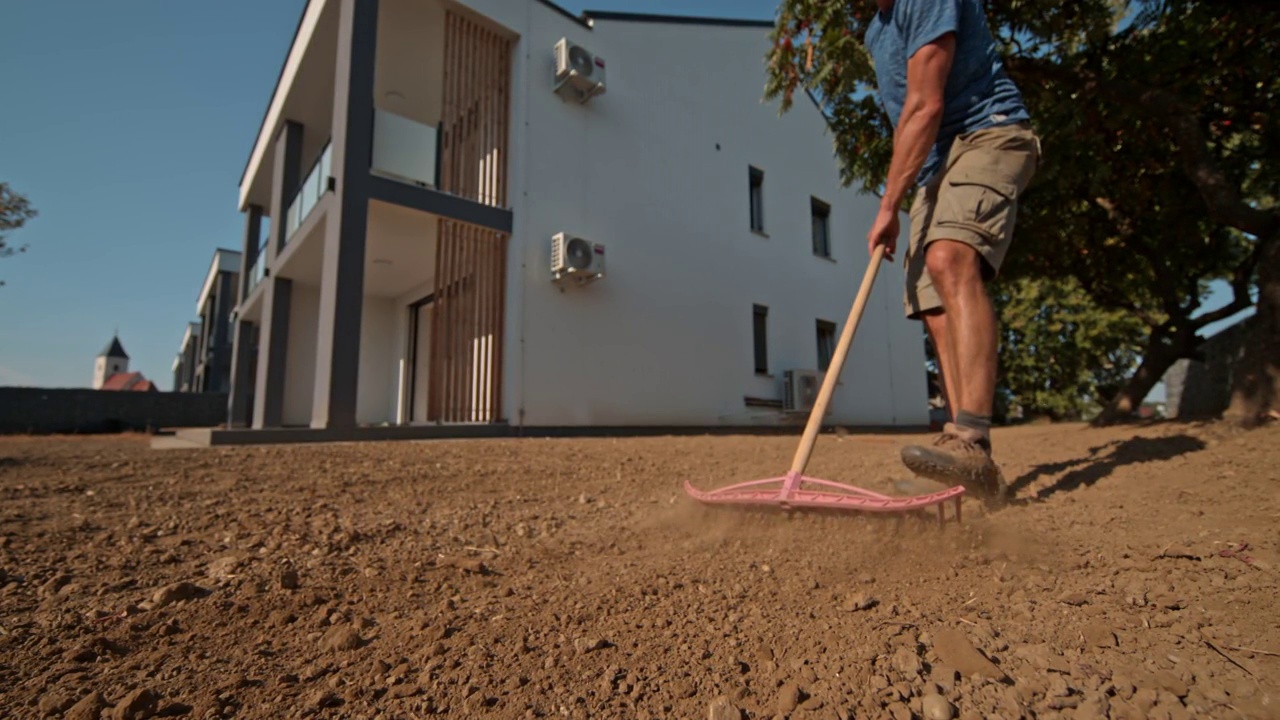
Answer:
[
  {"left": 284, "top": 141, "right": 332, "bottom": 242},
  {"left": 372, "top": 109, "right": 439, "bottom": 189},
  {"left": 246, "top": 239, "right": 268, "bottom": 296}
]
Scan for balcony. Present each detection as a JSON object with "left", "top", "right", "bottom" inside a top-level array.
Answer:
[
  {"left": 284, "top": 141, "right": 333, "bottom": 244},
  {"left": 246, "top": 238, "right": 268, "bottom": 296},
  {"left": 372, "top": 109, "right": 439, "bottom": 190}
]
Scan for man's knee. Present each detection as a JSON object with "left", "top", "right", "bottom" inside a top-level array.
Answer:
[{"left": 924, "top": 240, "right": 983, "bottom": 291}]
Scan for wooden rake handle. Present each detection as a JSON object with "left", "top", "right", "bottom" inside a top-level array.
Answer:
[{"left": 788, "top": 245, "right": 887, "bottom": 475}]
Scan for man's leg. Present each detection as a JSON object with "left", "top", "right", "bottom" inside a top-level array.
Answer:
[
  {"left": 926, "top": 240, "right": 997, "bottom": 424},
  {"left": 922, "top": 309, "right": 957, "bottom": 420},
  {"left": 899, "top": 122, "right": 1040, "bottom": 500}
]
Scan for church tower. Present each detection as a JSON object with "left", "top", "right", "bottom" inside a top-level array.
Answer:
[{"left": 94, "top": 335, "right": 129, "bottom": 389}]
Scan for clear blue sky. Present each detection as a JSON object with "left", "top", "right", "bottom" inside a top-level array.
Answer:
[
  {"left": 0, "top": 0, "right": 777, "bottom": 390},
  {"left": 0, "top": 0, "right": 1252, "bottom": 397}
]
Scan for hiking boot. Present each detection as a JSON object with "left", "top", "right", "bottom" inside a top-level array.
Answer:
[{"left": 900, "top": 423, "right": 1008, "bottom": 504}]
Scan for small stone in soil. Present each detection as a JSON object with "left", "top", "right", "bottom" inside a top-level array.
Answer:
[
  {"left": 922, "top": 694, "right": 956, "bottom": 720},
  {"left": 893, "top": 647, "right": 923, "bottom": 677},
  {"left": 931, "top": 664, "right": 959, "bottom": 692},
  {"left": 776, "top": 682, "right": 802, "bottom": 714},
  {"left": 148, "top": 581, "right": 205, "bottom": 610},
  {"left": 844, "top": 592, "right": 879, "bottom": 611},
  {"left": 279, "top": 568, "right": 300, "bottom": 590},
  {"left": 66, "top": 692, "right": 107, "bottom": 720},
  {"left": 574, "top": 637, "right": 607, "bottom": 654},
  {"left": 320, "top": 625, "right": 363, "bottom": 652},
  {"left": 708, "top": 695, "right": 742, "bottom": 720},
  {"left": 111, "top": 687, "right": 158, "bottom": 720},
  {"left": 38, "top": 691, "right": 76, "bottom": 716},
  {"left": 1082, "top": 621, "right": 1117, "bottom": 648}
]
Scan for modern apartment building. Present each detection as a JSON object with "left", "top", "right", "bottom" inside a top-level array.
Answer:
[
  {"left": 174, "top": 249, "right": 241, "bottom": 394},
  {"left": 221, "top": 0, "right": 929, "bottom": 436}
]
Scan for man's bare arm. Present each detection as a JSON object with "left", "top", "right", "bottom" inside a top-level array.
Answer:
[
  {"left": 882, "top": 33, "right": 955, "bottom": 212},
  {"left": 867, "top": 32, "right": 956, "bottom": 260}
]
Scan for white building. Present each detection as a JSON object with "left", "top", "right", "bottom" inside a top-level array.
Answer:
[
  {"left": 93, "top": 335, "right": 130, "bottom": 390},
  {"left": 221, "top": 0, "right": 928, "bottom": 438}
]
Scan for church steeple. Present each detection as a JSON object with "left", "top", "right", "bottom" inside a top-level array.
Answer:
[
  {"left": 93, "top": 333, "right": 130, "bottom": 389},
  {"left": 98, "top": 334, "right": 129, "bottom": 360}
]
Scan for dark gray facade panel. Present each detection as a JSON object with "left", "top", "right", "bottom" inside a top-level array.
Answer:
[
  {"left": 240, "top": 205, "right": 263, "bottom": 301},
  {"left": 268, "top": 121, "right": 304, "bottom": 261},
  {"left": 227, "top": 319, "right": 256, "bottom": 428},
  {"left": 312, "top": 0, "right": 378, "bottom": 429},
  {"left": 369, "top": 175, "right": 514, "bottom": 233}
]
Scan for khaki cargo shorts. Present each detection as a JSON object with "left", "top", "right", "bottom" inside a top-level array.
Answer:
[{"left": 904, "top": 121, "right": 1041, "bottom": 319}]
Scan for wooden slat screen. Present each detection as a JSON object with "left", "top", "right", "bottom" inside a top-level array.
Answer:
[
  {"left": 441, "top": 10, "right": 511, "bottom": 208},
  {"left": 428, "top": 219, "right": 507, "bottom": 423}
]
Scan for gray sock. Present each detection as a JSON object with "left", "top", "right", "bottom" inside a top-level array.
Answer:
[{"left": 955, "top": 410, "right": 992, "bottom": 439}]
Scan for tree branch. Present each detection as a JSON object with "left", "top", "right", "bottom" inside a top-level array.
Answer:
[{"left": 1190, "top": 241, "right": 1263, "bottom": 330}]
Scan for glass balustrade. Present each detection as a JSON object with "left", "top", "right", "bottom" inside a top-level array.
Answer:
[
  {"left": 283, "top": 141, "right": 332, "bottom": 244},
  {"left": 372, "top": 109, "right": 439, "bottom": 189}
]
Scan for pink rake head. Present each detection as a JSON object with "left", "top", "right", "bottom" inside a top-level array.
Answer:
[
  {"left": 682, "top": 247, "right": 966, "bottom": 525},
  {"left": 684, "top": 471, "right": 965, "bottom": 524}
]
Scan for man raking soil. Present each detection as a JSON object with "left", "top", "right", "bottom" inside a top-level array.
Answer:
[{"left": 863, "top": 0, "right": 1041, "bottom": 503}]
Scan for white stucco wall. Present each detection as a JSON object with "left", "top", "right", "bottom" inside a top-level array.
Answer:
[
  {"left": 356, "top": 296, "right": 399, "bottom": 425},
  {"left": 488, "top": 10, "right": 928, "bottom": 427}
]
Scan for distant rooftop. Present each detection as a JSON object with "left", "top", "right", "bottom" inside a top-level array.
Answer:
[{"left": 99, "top": 335, "right": 128, "bottom": 359}]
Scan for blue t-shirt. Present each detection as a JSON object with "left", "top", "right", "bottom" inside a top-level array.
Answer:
[{"left": 864, "top": 0, "right": 1030, "bottom": 186}]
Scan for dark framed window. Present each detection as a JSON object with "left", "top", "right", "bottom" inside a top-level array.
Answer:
[
  {"left": 753, "top": 304, "right": 769, "bottom": 374},
  {"left": 816, "top": 319, "right": 837, "bottom": 371},
  {"left": 749, "top": 166, "right": 764, "bottom": 233},
  {"left": 811, "top": 197, "right": 831, "bottom": 258}
]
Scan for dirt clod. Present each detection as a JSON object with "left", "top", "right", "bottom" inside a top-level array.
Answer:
[
  {"left": 147, "top": 582, "right": 204, "bottom": 610},
  {"left": 66, "top": 692, "right": 107, "bottom": 720},
  {"left": 708, "top": 694, "right": 741, "bottom": 720},
  {"left": 932, "top": 628, "right": 1009, "bottom": 682},
  {"left": 320, "top": 625, "right": 363, "bottom": 652},
  {"left": 921, "top": 693, "right": 956, "bottom": 720},
  {"left": 776, "top": 682, "right": 803, "bottom": 714},
  {"left": 112, "top": 688, "right": 158, "bottom": 720}
]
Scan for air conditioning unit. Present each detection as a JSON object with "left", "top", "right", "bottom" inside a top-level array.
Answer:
[
  {"left": 554, "top": 38, "right": 606, "bottom": 103},
  {"left": 783, "top": 369, "right": 827, "bottom": 414},
  {"left": 551, "top": 232, "right": 605, "bottom": 285}
]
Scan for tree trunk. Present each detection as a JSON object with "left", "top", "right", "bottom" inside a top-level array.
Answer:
[
  {"left": 1093, "top": 347, "right": 1178, "bottom": 426},
  {"left": 1225, "top": 238, "right": 1280, "bottom": 427}
]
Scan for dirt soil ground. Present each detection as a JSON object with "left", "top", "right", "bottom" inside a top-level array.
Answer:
[{"left": 2, "top": 420, "right": 1279, "bottom": 719}]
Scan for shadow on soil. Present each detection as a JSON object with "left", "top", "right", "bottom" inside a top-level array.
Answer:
[{"left": 1009, "top": 433, "right": 1207, "bottom": 501}]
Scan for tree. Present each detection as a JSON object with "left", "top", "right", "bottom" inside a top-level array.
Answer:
[
  {"left": 0, "top": 182, "right": 38, "bottom": 287},
  {"left": 993, "top": 276, "right": 1145, "bottom": 421},
  {"left": 763, "top": 0, "right": 1279, "bottom": 426}
]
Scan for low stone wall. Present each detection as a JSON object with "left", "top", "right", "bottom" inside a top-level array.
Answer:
[
  {"left": 1163, "top": 316, "right": 1254, "bottom": 420},
  {"left": 0, "top": 388, "right": 227, "bottom": 434}
]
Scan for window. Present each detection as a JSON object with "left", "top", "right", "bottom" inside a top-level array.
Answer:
[
  {"left": 816, "top": 319, "right": 837, "bottom": 371},
  {"left": 811, "top": 197, "right": 831, "bottom": 258},
  {"left": 753, "top": 304, "right": 769, "bottom": 374},
  {"left": 749, "top": 167, "right": 764, "bottom": 233}
]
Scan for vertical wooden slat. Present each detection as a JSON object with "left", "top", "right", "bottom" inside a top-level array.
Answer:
[
  {"left": 428, "top": 219, "right": 443, "bottom": 421},
  {"left": 455, "top": 226, "right": 465, "bottom": 420},
  {"left": 483, "top": 233, "right": 497, "bottom": 420},
  {"left": 468, "top": 226, "right": 479, "bottom": 422},
  {"left": 441, "top": 13, "right": 454, "bottom": 197},
  {"left": 455, "top": 222, "right": 471, "bottom": 420},
  {"left": 481, "top": 230, "right": 494, "bottom": 420},
  {"left": 492, "top": 234, "right": 506, "bottom": 421},
  {"left": 486, "top": 30, "right": 497, "bottom": 206},
  {"left": 464, "top": 21, "right": 475, "bottom": 202},
  {"left": 483, "top": 229, "right": 494, "bottom": 420}
]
